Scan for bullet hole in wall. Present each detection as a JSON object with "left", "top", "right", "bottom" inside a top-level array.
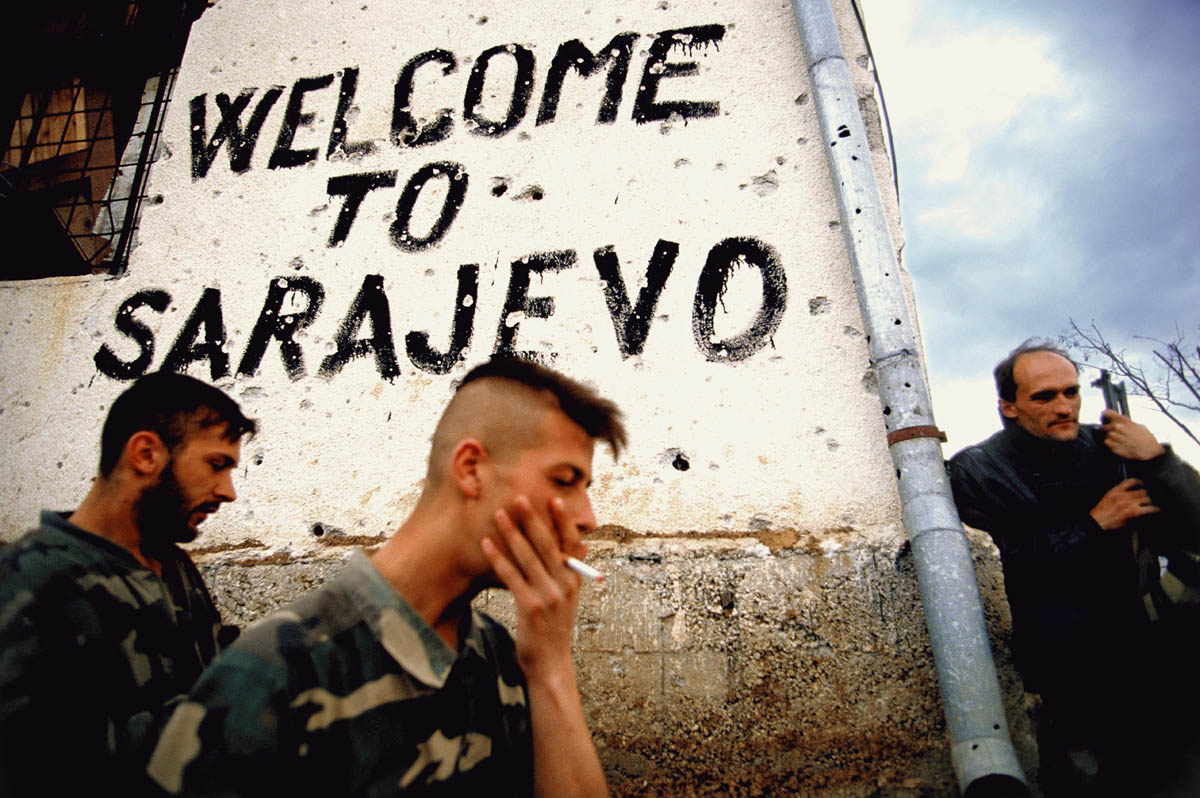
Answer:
[
  {"left": 672, "top": 452, "right": 690, "bottom": 471},
  {"left": 513, "top": 185, "right": 544, "bottom": 201},
  {"left": 748, "top": 170, "right": 778, "bottom": 196}
]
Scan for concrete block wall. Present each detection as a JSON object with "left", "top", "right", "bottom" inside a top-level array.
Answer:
[{"left": 197, "top": 532, "right": 1036, "bottom": 795}]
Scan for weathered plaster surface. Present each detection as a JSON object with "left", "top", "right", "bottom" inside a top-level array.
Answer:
[{"left": 1, "top": 0, "right": 903, "bottom": 546}]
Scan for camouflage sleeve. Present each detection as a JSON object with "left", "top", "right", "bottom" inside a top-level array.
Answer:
[
  {"left": 174, "top": 552, "right": 240, "bottom": 661},
  {"left": 0, "top": 578, "right": 45, "bottom": 793},
  {"left": 146, "top": 646, "right": 308, "bottom": 796},
  {"left": 0, "top": 573, "right": 121, "bottom": 792}
]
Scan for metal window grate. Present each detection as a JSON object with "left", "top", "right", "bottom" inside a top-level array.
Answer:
[
  {"left": 95, "top": 70, "right": 178, "bottom": 269},
  {"left": 2, "top": 0, "right": 200, "bottom": 280}
]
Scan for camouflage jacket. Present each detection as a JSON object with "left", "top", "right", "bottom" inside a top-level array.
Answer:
[
  {"left": 0, "top": 511, "right": 230, "bottom": 795},
  {"left": 147, "top": 549, "right": 534, "bottom": 797}
]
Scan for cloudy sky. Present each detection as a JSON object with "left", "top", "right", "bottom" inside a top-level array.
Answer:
[{"left": 858, "top": 0, "right": 1200, "bottom": 463}]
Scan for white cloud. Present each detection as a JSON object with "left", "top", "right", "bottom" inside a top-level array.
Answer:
[
  {"left": 915, "top": 171, "right": 1049, "bottom": 240},
  {"left": 862, "top": 1, "right": 1089, "bottom": 184},
  {"left": 856, "top": 1, "right": 1200, "bottom": 471},
  {"left": 928, "top": 372, "right": 1003, "bottom": 454}
]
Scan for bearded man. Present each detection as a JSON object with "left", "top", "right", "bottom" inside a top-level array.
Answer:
[{"left": 0, "top": 371, "right": 256, "bottom": 795}]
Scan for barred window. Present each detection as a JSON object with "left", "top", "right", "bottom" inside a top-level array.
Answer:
[{"left": 2, "top": 1, "right": 205, "bottom": 280}]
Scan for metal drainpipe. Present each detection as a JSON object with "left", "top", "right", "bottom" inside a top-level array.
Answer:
[{"left": 790, "top": 2, "right": 1029, "bottom": 795}]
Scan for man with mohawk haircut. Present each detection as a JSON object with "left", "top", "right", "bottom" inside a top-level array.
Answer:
[{"left": 150, "top": 356, "right": 624, "bottom": 797}]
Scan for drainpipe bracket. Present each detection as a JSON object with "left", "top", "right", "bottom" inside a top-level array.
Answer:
[{"left": 886, "top": 425, "right": 947, "bottom": 446}]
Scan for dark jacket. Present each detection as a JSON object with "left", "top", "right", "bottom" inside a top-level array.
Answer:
[{"left": 947, "top": 424, "right": 1200, "bottom": 688}]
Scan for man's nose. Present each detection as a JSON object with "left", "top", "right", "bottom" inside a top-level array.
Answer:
[
  {"left": 216, "top": 471, "right": 237, "bottom": 502},
  {"left": 1051, "top": 394, "right": 1073, "bottom": 415},
  {"left": 575, "top": 494, "right": 596, "bottom": 535}
]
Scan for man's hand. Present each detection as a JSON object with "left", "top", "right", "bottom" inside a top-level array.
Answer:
[
  {"left": 482, "top": 496, "right": 609, "bottom": 797},
  {"left": 1089, "top": 478, "right": 1160, "bottom": 530},
  {"left": 1100, "top": 410, "right": 1166, "bottom": 461},
  {"left": 482, "top": 495, "right": 583, "bottom": 676}
]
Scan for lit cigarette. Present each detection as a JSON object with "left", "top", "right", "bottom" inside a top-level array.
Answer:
[{"left": 566, "top": 556, "right": 604, "bottom": 582}]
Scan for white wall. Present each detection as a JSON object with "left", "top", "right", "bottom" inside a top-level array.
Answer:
[{"left": 1, "top": 0, "right": 903, "bottom": 555}]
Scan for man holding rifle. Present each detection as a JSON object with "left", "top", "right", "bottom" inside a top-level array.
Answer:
[{"left": 948, "top": 339, "right": 1200, "bottom": 795}]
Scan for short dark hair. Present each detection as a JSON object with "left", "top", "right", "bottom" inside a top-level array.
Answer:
[
  {"left": 99, "top": 371, "right": 257, "bottom": 476},
  {"left": 993, "top": 338, "right": 1078, "bottom": 402},
  {"left": 458, "top": 357, "right": 627, "bottom": 458}
]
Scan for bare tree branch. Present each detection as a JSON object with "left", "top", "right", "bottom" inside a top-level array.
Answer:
[
  {"left": 1064, "top": 319, "right": 1200, "bottom": 448},
  {"left": 1177, "top": 343, "right": 1200, "bottom": 394},
  {"left": 1153, "top": 346, "right": 1200, "bottom": 410}
]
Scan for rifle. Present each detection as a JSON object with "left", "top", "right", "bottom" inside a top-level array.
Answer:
[
  {"left": 1092, "top": 370, "right": 1130, "bottom": 482},
  {"left": 1091, "top": 370, "right": 1193, "bottom": 615},
  {"left": 1091, "top": 369, "right": 1130, "bottom": 417}
]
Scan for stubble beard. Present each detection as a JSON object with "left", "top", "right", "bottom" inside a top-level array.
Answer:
[
  {"left": 1047, "top": 417, "right": 1080, "bottom": 442},
  {"left": 135, "top": 460, "right": 197, "bottom": 555}
]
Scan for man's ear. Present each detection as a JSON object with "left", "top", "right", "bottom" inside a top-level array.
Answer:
[
  {"left": 124, "top": 431, "right": 168, "bottom": 477},
  {"left": 999, "top": 398, "right": 1018, "bottom": 420},
  {"left": 450, "top": 439, "right": 486, "bottom": 499}
]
